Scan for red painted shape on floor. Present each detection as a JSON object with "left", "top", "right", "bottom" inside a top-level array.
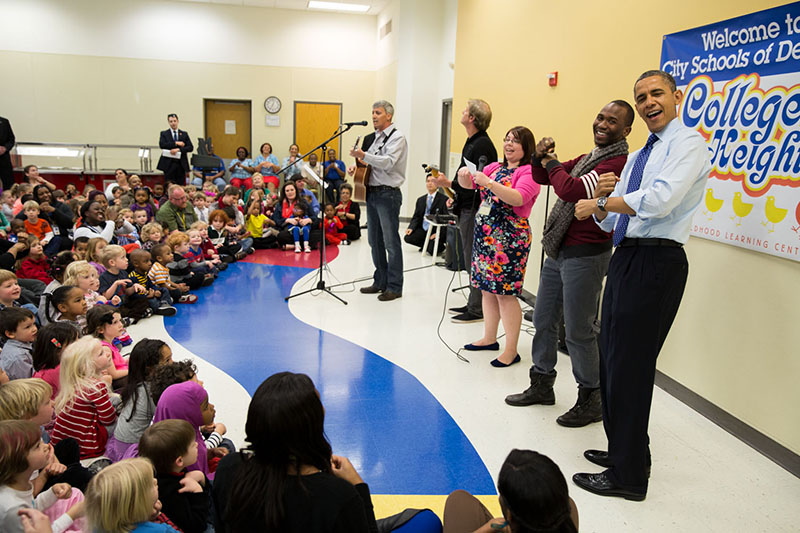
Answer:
[{"left": 238, "top": 245, "right": 340, "bottom": 267}]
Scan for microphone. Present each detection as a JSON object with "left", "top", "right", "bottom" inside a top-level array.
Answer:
[
  {"left": 343, "top": 121, "right": 368, "bottom": 127},
  {"left": 477, "top": 155, "right": 487, "bottom": 172}
]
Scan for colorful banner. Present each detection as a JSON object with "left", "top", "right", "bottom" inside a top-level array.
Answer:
[{"left": 661, "top": 2, "right": 800, "bottom": 262}]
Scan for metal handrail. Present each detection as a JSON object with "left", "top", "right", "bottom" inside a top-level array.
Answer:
[{"left": 13, "top": 141, "right": 163, "bottom": 174}]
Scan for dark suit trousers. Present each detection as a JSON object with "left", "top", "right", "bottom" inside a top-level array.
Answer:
[
  {"left": 599, "top": 245, "right": 688, "bottom": 493},
  {"left": 163, "top": 162, "right": 185, "bottom": 185}
]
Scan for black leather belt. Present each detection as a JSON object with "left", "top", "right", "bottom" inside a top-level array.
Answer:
[
  {"left": 618, "top": 238, "right": 682, "bottom": 248},
  {"left": 367, "top": 185, "right": 398, "bottom": 191}
]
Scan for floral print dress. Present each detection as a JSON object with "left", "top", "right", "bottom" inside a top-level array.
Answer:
[{"left": 471, "top": 166, "right": 532, "bottom": 295}]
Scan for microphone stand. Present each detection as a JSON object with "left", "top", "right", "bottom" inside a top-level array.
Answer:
[{"left": 284, "top": 124, "right": 355, "bottom": 305}]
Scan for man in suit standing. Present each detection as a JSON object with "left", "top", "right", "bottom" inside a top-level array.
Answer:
[
  {"left": 157, "top": 113, "right": 194, "bottom": 186},
  {"left": 0, "top": 116, "right": 16, "bottom": 191},
  {"left": 404, "top": 175, "right": 448, "bottom": 255}
]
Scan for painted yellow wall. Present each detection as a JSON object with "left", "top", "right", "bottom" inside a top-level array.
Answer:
[
  {"left": 0, "top": 50, "right": 375, "bottom": 164},
  {"left": 452, "top": 0, "right": 800, "bottom": 453}
]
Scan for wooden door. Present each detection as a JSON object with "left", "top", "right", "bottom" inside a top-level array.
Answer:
[
  {"left": 204, "top": 100, "right": 252, "bottom": 160},
  {"left": 294, "top": 102, "right": 342, "bottom": 162}
]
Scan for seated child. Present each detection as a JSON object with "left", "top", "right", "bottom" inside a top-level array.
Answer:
[
  {"left": 0, "top": 420, "right": 87, "bottom": 533},
  {"left": 71, "top": 237, "right": 89, "bottom": 261},
  {"left": 189, "top": 221, "right": 229, "bottom": 268},
  {"left": 287, "top": 202, "right": 312, "bottom": 253},
  {"left": 85, "top": 237, "right": 107, "bottom": 275},
  {"left": 63, "top": 261, "right": 120, "bottom": 310},
  {"left": 208, "top": 210, "right": 244, "bottom": 260},
  {"left": 86, "top": 305, "right": 130, "bottom": 388},
  {"left": 217, "top": 187, "right": 254, "bottom": 253},
  {"left": 106, "top": 339, "right": 170, "bottom": 462},
  {"left": 84, "top": 457, "right": 178, "bottom": 533},
  {"left": 0, "top": 378, "right": 93, "bottom": 495},
  {"left": 42, "top": 286, "right": 87, "bottom": 331},
  {"left": 132, "top": 208, "right": 148, "bottom": 236},
  {"left": 1, "top": 189, "right": 15, "bottom": 219},
  {"left": 12, "top": 183, "right": 33, "bottom": 217},
  {"left": 140, "top": 222, "right": 165, "bottom": 252},
  {"left": 17, "top": 236, "right": 53, "bottom": 285},
  {"left": 114, "top": 209, "right": 140, "bottom": 246},
  {"left": 139, "top": 420, "right": 211, "bottom": 533},
  {"left": 0, "top": 307, "right": 38, "bottom": 380},
  {"left": 51, "top": 337, "right": 118, "bottom": 463},
  {"left": 148, "top": 244, "right": 197, "bottom": 304},
  {"left": 166, "top": 232, "right": 214, "bottom": 287},
  {"left": 131, "top": 187, "right": 157, "bottom": 222},
  {"left": 6, "top": 218, "right": 26, "bottom": 244},
  {"left": 245, "top": 198, "right": 278, "bottom": 249},
  {"left": 192, "top": 192, "right": 209, "bottom": 224},
  {"left": 186, "top": 229, "right": 219, "bottom": 275},
  {"left": 148, "top": 361, "right": 232, "bottom": 455},
  {"left": 152, "top": 381, "right": 230, "bottom": 480},
  {"left": 36, "top": 252, "right": 76, "bottom": 327},
  {"left": 202, "top": 182, "right": 218, "bottom": 198},
  {"left": 32, "top": 323, "right": 80, "bottom": 400},
  {"left": 323, "top": 203, "right": 348, "bottom": 246},
  {"left": 98, "top": 245, "right": 150, "bottom": 321},
  {"left": 128, "top": 249, "right": 177, "bottom": 316},
  {"left": 22, "top": 200, "right": 60, "bottom": 257},
  {"left": 152, "top": 182, "right": 167, "bottom": 208}
]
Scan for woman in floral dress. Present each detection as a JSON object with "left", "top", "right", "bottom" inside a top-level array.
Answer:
[{"left": 457, "top": 126, "right": 540, "bottom": 367}]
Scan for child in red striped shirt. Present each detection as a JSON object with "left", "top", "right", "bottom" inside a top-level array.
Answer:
[{"left": 51, "top": 337, "right": 118, "bottom": 462}]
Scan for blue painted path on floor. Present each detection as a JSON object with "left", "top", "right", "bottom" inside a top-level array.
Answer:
[{"left": 164, "top": 261, "right": 495, "bottom": 495}]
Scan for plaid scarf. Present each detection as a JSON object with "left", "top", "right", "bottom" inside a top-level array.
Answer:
[{"left": 541, "top": 139, "right": 629, "bottom": 259}]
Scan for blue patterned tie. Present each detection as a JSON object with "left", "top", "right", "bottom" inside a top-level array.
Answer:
[
  {"left": 423, "top": 195, "right": 433, "bottom": 231},
  {"left": 613, "top": 133, "right": 659, "bottom": 247}
]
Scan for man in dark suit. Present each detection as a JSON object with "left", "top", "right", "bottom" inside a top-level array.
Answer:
[
  {"left": 404, "top": 175, "right": 448, "bottom": 255},
  {"left": 0, "top": 116, "right": 16, "bottom": 191},
  {"left": 157, "top": 113, "right": 194, "bottom": 186}
]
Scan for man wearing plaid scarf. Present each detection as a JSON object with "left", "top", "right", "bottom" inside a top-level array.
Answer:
[{"left": 505, "top": 101, "right": 633, "bottom": 428}]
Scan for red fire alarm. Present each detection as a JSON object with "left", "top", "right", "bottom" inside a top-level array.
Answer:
[{"left": 548, "top": 72, "right": 558, "bottom": 87}]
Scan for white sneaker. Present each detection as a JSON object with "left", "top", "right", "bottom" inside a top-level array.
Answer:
[
  {"left": 294, "top": 243, "right": 301, "bottom": 253},
  {"left": 304, "top": 243, "right": 311, "bottom": 253}
]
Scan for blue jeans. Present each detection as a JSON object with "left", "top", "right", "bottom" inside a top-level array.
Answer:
[
  {"left": 291, "top": 225, "right": 310, "bottom": 243},
  {"left": 366, "top": 187, "right": 403, "bottom": 292},
  {"left": 530, "top": 250, "right": 611, "bottom": 388},
  {"left": 191, "top": 176, "right": 227, "bottom": 189}
]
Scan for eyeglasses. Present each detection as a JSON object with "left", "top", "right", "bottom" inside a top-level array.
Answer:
[{"left": 503, "top": 137, "right": 521, "bottom": 144}]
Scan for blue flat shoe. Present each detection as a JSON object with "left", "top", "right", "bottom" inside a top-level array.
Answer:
[
  {"left": 463, "top": 342, "right": 500, "bottom": 351},
  {"left": 490, "top": 354, "right": 521, "bottom": 367}
]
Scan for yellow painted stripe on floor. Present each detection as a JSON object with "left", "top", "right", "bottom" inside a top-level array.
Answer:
[{"left": 372, "top": 495, "right": 501, "bottom": 522}]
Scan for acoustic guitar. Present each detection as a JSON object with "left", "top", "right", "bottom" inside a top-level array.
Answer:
[{"left": 352, "top": 136, "right": 370, "bottom": 202}]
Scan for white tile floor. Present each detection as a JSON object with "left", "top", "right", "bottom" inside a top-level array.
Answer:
[{"left": 133, "top": 237, "right": 800, "bottom": 532}]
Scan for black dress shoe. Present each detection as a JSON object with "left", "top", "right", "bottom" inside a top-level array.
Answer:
[
  {"left": 377, "top": 291, "right": 402, "bottom": 301},
  {"left": 584, "top": 449, "right": 612, "bottom": 468},
  {"left": 360, "top": 285, "right": 383, "bottom": 294},
  {"left": 583, "top": 450, "right": 650, "bottom": 478},
  {"left": 463, "top": 342, "right": 500, "bottom": 351},
  {"left": 572, "top": 472, "right": 646, "bottom": 501}
]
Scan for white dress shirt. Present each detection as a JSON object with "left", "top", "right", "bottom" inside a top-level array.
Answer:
[
  {"left": 363, "top": 124, "right": 408, "bottom": 188},
  {"left": 596, "top": 118, "right": 712, "bottom": 244}
]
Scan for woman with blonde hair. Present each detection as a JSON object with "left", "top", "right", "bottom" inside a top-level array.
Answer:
[{"left": 85, "top": 457, "right": 177, "bottom": 532}]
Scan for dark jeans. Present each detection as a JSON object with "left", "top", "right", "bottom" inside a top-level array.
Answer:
[
  {"left": 325, "top": 178, "right": 343, "bottom": 204},
  {"left": 366, "top": 187, "right": 403, "bottom": 292}
]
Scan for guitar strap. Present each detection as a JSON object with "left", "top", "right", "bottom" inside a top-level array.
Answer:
[{"left": 366, "top": 127, "right": 397, "bottom": 154}]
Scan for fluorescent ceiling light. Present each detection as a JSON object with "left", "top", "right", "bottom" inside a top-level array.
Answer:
[
  {"left": 308, "top": 1, "right": 370, "bottom": 13},
  {"left": 15, "top": 147, "right": 83, "bottom": 157}
]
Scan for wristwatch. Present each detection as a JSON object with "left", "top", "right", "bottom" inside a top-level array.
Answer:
[{"left": 596, "top": 197, "right": 608, "bottom": 212}]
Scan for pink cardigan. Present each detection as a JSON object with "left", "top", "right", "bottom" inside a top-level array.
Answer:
[{"left": 477, "top": 162, "right": 540, "bottom": 218}]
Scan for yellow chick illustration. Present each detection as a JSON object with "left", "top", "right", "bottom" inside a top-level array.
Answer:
[
  {"left": 762, "top": 195, "right": 787, "bottom": 233},
  {"left": 703, "top": 188, "right": 723, "bottom": 220},
  {"left": 730, "top": 192, "right": 753, "bottom": 226}
]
